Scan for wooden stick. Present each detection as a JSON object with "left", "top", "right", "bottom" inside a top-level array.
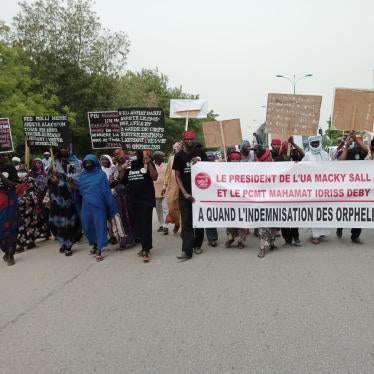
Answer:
[
  {"left": 219, "top": 121, "right": 227, "bottom": 162},
  {"left": 50, "top": 147, "right": 55, "bottom": 171},
  {"left": 351, "top": 104, "right": 357, "bottom": 130},
  {"left": 185, "top": 111, "right": 189, "bottom": 131},
  {"left": 24, "top": 142, "right": 30, "bottom": 170}
]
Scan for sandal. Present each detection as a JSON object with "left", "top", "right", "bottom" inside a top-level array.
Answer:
[
  {"left": 225, "top": 239, "right": 234, "bottom": 248},
  {"left": 96, "top": 253, "right": 104, "bottom": 262},
  {"left": 137, "top": 250, "right": 143, "bottom": 257},
  {"left": 312, "top": 238, "right": 320, "bottom": 245},
  {"left": 143, "top": 252, "right": 150, "bottom": 263},
  {"left": 258, "top": 248, "right": 265, "bottom": 258},
  {"left": 237, "top": 241, "right": 245, "bottom": 249}
]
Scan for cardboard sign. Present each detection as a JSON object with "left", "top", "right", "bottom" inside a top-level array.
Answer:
[
  {"left": 332, "top": 88, "right": 374, "bottom": 131},
  {"left": 23, "top": 115, "right": 71, "bottom": 147},
  {"left": 202, "top": 119, "right": 242, "bottom": 148},
  {"left": 170, "top": 99, "right": 209, "bottom": 119},
  {"left": 88, "top": 111, "right": 121, "bottom": 149},
  {"left": 0, "top": 118, "right": 14, "bottom": 154},
  {"left": 266, "top": 93, "right": 322, "bottom": 138},
  {"left": 118, "top": 108, "right": 165, "bottom": 150}
]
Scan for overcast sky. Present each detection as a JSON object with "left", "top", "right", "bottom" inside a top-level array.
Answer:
[{"left": 2, "top": 0, "right": 374, "bottom": 136}]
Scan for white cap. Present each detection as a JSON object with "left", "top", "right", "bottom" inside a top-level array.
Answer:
[{"left": 12, "top": 157, "right": 21, "bottom": 162}]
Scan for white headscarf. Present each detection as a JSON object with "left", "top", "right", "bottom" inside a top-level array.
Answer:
[
  {"left": 100, "top": 154, "right": 115, "bottom": 180},
  {"left": 308, "top": 135, "right": 322, "bottom": 155}
]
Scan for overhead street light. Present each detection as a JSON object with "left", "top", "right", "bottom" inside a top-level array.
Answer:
[{"left": 275, "top": 74, "right": 313, "bottom": 94}]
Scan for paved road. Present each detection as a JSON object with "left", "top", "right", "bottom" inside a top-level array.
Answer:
[{"left": 1, "top": 223, "right": 374, "bottom": 374}]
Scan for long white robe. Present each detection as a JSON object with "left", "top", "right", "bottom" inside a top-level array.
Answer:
[{"left": 302, "top": 150, "right": 330, "bottom": 238}]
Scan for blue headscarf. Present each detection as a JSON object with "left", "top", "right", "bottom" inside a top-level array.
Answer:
[{"left": 78, "top": 155, "right": 117, "bottom": 218}]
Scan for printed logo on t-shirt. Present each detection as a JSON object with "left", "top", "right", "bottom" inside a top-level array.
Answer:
[
  {"left": 128, "top": 170, "right": 145, "bottom": 182},
  {"left": 184, "top": 162, "right": 191, "bottom": 174}
]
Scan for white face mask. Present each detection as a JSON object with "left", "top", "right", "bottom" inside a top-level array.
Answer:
[{"left": 18, "top": 172, "right": 27, "bottom": 179}]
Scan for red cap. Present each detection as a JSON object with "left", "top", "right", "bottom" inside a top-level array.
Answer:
[
  {"left": 228, "top": 152, "right": 241, "bottom": 161},
  {"left": 271, "top": 138, "right": 282, "bottom": 145},
  {"left": 183, "top": 131, "right": 196, "bottom": 140}
]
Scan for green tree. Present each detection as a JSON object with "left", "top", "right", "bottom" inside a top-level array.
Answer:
[
  {"left": 0, "top": 39, "right": 60, "bottom": 154},
  {"left": 13, "top": 0, "right": 130, "bottom": 75}
]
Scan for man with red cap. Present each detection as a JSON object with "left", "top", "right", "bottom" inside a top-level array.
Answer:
[
  {"left": 173, "top": 130, "right": 208, "bottom": 261},
  {"left": 270, "top": 138, "right": 282, "bottom": 160}
]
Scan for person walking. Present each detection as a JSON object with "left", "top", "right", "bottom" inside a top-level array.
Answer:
[
  {"left": 78, "top": 155, "right": 118, "bottom": 262},
  {"left": 274, "top": 137, "right": 304, "bottom": 247},
  {"left": 0, "top": 154, "right": 19, "bottom": 266},
  {"left": 254, "top": 147, "right": 276, "bottom": 258},
  {"left": 335, "top": 132, "right": 368, "bottom": 244},
  {"left": 302, "top": 135, "right": 330, "bottom": 244},
  {"left": 17, "top": 159, "right": 50, "bottom": 252},
  {"left": 162, "top": 142, "right": 181, "bottom": 234},
  {"left": 153, "top": 151, "right": 169, "bottom": 235},
  {"left": 121, "top": 150, "right": 158, "bottom": 262},
  {"left": 173, "top": 131, "right": 208, "bottom": 261},
  {"left": 48, "top": 145, "right": 82, "bottom": 256}
]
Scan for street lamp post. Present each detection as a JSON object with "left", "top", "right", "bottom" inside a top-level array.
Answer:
[{"left": 275, "top": 74, "right": 313, "bottom": 94}]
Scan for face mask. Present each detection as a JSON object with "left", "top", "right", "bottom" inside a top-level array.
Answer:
[
  {"left": 130, "top": 156, "right": 138, "bottom": 161},
  {"left": 83, "top": 164, "right": 94, "bottom": 171},
  {"left": 349, "top": 142, "right": 355, "bottom": 150},
  {"left": 18, "top": 172, "right": 27, "bottom": 179}
]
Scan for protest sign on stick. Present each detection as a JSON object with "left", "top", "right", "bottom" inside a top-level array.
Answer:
[
  {"left": 87, "top": 111, "right": 121, "bottom": 149},
  {"left": 192, "top": 160, "right": 374, "bottom": 229},
  {"left": 202, "top": 119, "right": 242, "bottom": 161},
  {"left": 23, "top": 115, "right": 71, "bottom": 147},
  {"left": 170, "top": 99, "right": 208, "bottom": 130},
  {"left": 118, "top": 108, "right": 165, "bottom": 150},
  {"left": 332, "top": 88, "right": 374, "bottom": 131},
  {"left": 266, "top": 93, "right": 322, "bottom": 138},
  {"left": 0, "top": 118, "right": 14, "bottom": 154}
]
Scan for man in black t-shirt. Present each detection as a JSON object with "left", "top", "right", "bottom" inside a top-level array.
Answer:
[
  {"left": 336, "top": 132, "right": 369, "bottom": 243},
  {"left": 172, "top": 131, "right": 208, "bottom": 261}
]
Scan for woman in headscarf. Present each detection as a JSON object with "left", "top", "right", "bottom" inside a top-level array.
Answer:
[
  {"left": 48, "top": 145, "right": 82, "bottom": 256},
  {"left": 162, "top": 142, "right": 182, "bottom": 233},
  {"left": 17, "top": 159, "right": 50, "bottom": 252},
  {"left": 121, "top": 150, "right": 158, "bottom": 262},
  {"left": 0, "top": 154, "right": 19, "bottom": 266},
  {"left": 109, "top": 149, "right": 136, "bottom": 249},
  {"left": 302, "top": 135, "right": 330, "bottom": 244},
  {"left": 225, "top": 150, "right": 248, "bottom": 249},
  {"left": 100, "top": 154, "right": 116, "bottom": 181},
  {"left": 100, "top": 154, "right": 119, "bottom": 245},
  {"left": 254, "top": 147, "right": 276, "bottom": 258},
  {"left": 240, "top": 140, "right": 254, "bottom": 162},
  {"left": 78, "top": 155, "right": 117, "bottom": 262}
]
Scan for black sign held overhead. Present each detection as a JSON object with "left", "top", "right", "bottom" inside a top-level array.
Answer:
[
  {"left": 87, "top": 111, "right": 121, "bottom": 149},
  {"left": 0, "top": 118, "right": 14, "bottom": 154},
  {"left": 23, "top": 115, "right": 71, "bottom": 147},
  {"left": 118, "top": 108, "right": 166, "bottom": 150}
]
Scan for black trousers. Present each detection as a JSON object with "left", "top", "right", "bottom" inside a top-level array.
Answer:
[
  {"left": 337, "top": 228, "right": 361, "bottom": 240},
  {"left": 130, "top": 204, "right": 153, "bottom": 253},
  {"left": 179, "top": 196, "right": 204, "bottom": 257},
  {"left": 281, "top": 228, "right": 299, "bottom": 244},
  {"left": 205, "top": 228, "right": 218, "bottom": 242}
]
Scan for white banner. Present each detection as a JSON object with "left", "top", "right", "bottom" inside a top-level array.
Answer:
[{"left": 191, "top": 161, "right": 374, "bottom": 228}]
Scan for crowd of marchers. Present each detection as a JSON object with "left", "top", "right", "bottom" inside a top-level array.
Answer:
[{"left": 0, "top": 130, "right": 371, "bottom": 266}]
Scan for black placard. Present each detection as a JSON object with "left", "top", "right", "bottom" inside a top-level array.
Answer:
[
  {"left": 87, "top": 111, "right": 122, "bottom": 149},
  {"left": 23, "top": 115, "right": 71, "bottom": 147},
  {"left": 118, "top": 108, "right": 166, "bottom": 150},
  {"left": 0, "top": 118, "right": 14, "bottom": 154}
]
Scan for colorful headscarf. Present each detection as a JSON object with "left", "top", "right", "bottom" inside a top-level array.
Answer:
[
  {"left": 255, "top": 148, "right": 271, "bottom": 162},
  {"left": 29, "top": 159, "right": 48, "bottom": 192}
]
